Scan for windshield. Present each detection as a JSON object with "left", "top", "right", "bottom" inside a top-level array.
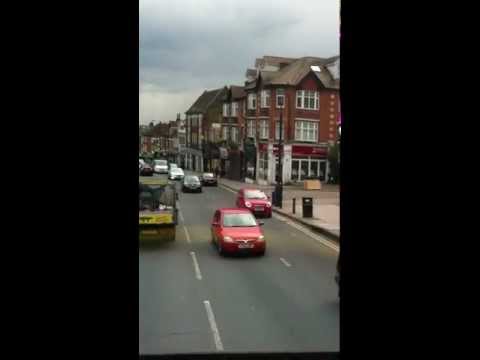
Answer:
[
  {"left": 185, "top": 176, "right": 200, "bottom": 184},
  {"left": 170, "top": 164, "right": 178, "bottom": 168},
  {"left": 245, "top": 190, "right": 267, "bottom": 200},
  {"left": 203, "top": 173, "right": 214, "bottom": 178},
  {"left": 222, "top": 213, "right": 258, "bottom": 227},
  {"left": 171, "top": 168, "right": 183, "bottom": 174},
  {"left": 154, "top": 160, "right": 167, "bottom": 166}
]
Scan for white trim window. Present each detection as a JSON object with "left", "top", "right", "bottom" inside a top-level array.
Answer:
[
  {"left": 222, "top": 126, "right": 229, "bottom": 141},
  {"left": 259, "top": 120, "right": 269, "bottom": 139},
  {"left": 276, "top": 88, "right": 285, "bottom": 108},
  {"left": 247, "top": 120, "right": 255, "bottom": 138},
  {"left": 258, "top": 152, "right": 268, "bottom": 181},
  {"left": 247, "top": 93, "right": 257, "bottom": 110},
  {"left": 231, "top": 127, "right": 238, "bottom": 143},
  {"left": 295, "top": 120, "right": 318, "bottom": 142},
  {"left": 222, "top": 103, "right": 230, "bottom": 117},
  {"left": 275, "top": 121, "right": 285, "bottom": 141},
  {"left": 296, "top": 90, "right": 319, "bottom": 110},
  {"left": 260, "top": 90, "right": 270, "bottom": 108},
  {"left": 231, "top": 102, "right": 238, "bottom": 117}
]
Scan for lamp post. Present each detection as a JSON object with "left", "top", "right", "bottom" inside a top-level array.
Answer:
[{"left": 274, "top": 111, "right": 284, "bottom": 208}]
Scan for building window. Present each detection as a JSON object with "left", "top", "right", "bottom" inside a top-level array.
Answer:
[
  {"left": 248, "top": 93, "right": 257, "bottom": 110},
  {"left": 295, "top": 121, "right": 318, "bottom": 142},
  {"left": 296, "top": 90, "right": 319, "bottom": 110},
  {"left": 231, "top": 127, "right": 238, "bottom": 143},
  {"left": 247, "top": 120, "right": 255, "bottom": 138},
  {"left": 276, "top": 88, "right": 285, "bottom": 108},
  {"left": 260, "top": 90, "right": 270, "bottom": 108},
  {"left": 231, "top": 102, "right": 238, "bottom": 117},
  {"left": 222, "top": 126, "right": 228, "bottom": 141},
  {"left": 258, "top": 152, "right": 268, "bottom": 181},
  {"left": 223, "top": 103, "right": 229, "bottom": 117},
  {"left": 259, "top": 120, "right": 269, "bottom": 139},
  {"left": 275, "top": 121, "right": 285, "bottom": 141}
]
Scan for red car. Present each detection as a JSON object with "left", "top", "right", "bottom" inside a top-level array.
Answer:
[
  {"left": 235, "top": 188, "right": 272, "bottom": 218},
  {"left": 211, "top": 208, "right": 266, "bottom": 256}
]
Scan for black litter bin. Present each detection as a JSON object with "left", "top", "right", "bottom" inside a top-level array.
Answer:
[{"left": 302, "top": 197, "right": 313, "bottom": 218}]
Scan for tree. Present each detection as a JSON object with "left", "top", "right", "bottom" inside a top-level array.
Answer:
[{"left": 328, "top": 142, "right": 340, "bottom": 184}]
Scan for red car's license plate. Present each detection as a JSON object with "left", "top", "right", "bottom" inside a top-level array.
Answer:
[{"left": 238, "top": 244, "right": 254, "bottom": 249}]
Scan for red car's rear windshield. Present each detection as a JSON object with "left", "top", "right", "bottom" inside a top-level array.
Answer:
[
  {"left": 222, "top": 213, "right": 257, "bottom": 227},
  {"left": 245, "top": 190, "right": 267, "bottom": 199}
]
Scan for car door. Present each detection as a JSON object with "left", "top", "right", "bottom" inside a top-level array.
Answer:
[{"left": 211, "top": 211, "right": 221, "bottom": 243}]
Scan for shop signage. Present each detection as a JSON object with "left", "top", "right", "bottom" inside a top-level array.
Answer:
[{"left": 292, "top": 145, "right": 327, "bottom": 157}]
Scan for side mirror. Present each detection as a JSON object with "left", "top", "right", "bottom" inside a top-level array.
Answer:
[{"left": 258, "top": 221, "right": 264, "bottom": 226}]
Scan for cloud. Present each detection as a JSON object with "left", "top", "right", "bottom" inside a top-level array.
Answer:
[{"left": 139, "top": 0, "right": 339, "bottom": 124}]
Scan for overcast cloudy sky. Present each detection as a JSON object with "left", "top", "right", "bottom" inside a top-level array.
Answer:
[{"left": 139, "top": 0, "right": 339, "bottom": 125}]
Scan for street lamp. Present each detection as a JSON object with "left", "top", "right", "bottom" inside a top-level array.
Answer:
[{"left": 274, "top": 111, "right": 284, "bottom": 208}]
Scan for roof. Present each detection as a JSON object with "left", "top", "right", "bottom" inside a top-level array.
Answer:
[
  {"left": 186, "top": 87, "right": 226, "bottom": 114},
  {"left": 263, "top": 56, "right": 339, "bottom": 89},
  {"left": 230, "top": 85, "right": 246, "bottom": 99},
  {"left": 218, "top": 208, "right": 252, "bottom": 213},
  {"left": 245, "top": 68, "right": 257, "bottom": 78},
  {"left": 255, "top": 56, "right": 297, "bottom": 68}
]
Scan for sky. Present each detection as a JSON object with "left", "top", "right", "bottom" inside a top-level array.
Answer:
[{"left": 139, "top": 0, "right": 340, "bottom": 125}]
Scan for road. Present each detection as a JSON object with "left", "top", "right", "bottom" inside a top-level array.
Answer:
[{"left": 139, "top": 173, "right": 339, "bottom": 354}]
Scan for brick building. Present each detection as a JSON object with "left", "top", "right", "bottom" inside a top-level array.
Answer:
[{"left": 242, "top": 55, "right": 340, "bottom": 185}]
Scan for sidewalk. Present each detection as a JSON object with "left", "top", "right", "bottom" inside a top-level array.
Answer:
[{"left": 217, "top": 177, "right": 340, "bottom": 242}]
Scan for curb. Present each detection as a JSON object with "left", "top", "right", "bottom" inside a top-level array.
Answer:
[
  {"left": 271, "top": 207, "right": 340, "bottom": 243},
  {"left": 218, "top": 181, "right": 340, "bottom": 243}
]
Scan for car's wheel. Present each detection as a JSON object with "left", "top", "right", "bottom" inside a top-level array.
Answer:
[{"left": 218, "top": 242, "right": 225, "bottom": 256}]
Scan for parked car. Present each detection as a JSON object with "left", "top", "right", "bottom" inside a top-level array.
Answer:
[
  {"left": 201, "top": 172, "right": 217, "bottom": 186},
  {"left": 236, "top": 188, "right": 272, "bottom": 218},
  {"left": 140, "top": 163, "right": 154, "bottom": 176},
  {"left": 210, "top": 208, "right": 265, "bottom": 256},
  {"left": 153, "top": 159, "right": 168, "bottom": 174},
  {"left": 168, "top": 167, "right": 184, "bottom": 181},
  {"left": 182, "top": 175, "right": 202, "bottom": 193},
  {"left": 169, "top": 163, "right": 178, "bottom": 171}
]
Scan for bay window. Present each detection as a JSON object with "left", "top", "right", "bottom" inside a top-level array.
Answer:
[
  {"left": 276, "top": 88, "right": 285, "bottom": 108},
  {"left": 247, "top": 93, "right": 257, "bottom": 110},
  {"left": 275, "top": 121, "right": 285, "bottom": 141},
  {"left": 231, "top": 127, "right": 238, "bottom": 143},
  {"left": 222, "top": 103, "right": 230, "bottom": 117},
  {"left": 296, "top": 90, "right": 319, "bottom": 110},
  {"left": 222, "top": 126, "right": 229, "bottom": 141},
  {"left": 259, "top": 120, "right": 269, "bottom": 139},
  {"left": 295, "top": 120, "right": 318, "bottom": 142},
  {"left": 231, "top": 102, "right": 238, "bottom": 117},
  {"left": 247, "top": 120, "right": 255, "bottom": 138},
  {"left": 260, "top": 90, "right": 270, "bottom": 108}
]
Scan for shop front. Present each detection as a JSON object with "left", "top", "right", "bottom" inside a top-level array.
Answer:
[{"left": 290, "top": 145, "right": 328, "bottom": 182}]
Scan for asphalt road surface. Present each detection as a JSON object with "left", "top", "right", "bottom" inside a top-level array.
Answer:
[{"left": 139, "top": 173, "right": 339, "bottom": 355}]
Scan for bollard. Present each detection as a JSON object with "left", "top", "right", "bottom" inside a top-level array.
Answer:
[{"left": 292, "top": 198, "right": 296, "bottom": 214}]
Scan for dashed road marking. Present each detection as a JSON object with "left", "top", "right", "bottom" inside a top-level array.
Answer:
[
  {"left": 203, "top": 300, "right": 224, "bottom": 351},
  {"left": 280, "top": 257, "right": 292, "bottom": 267},
  {"left": 190, "top": 251, "right": 202, "bottom": 280},
  {"left": 183, "top": 225, "right": 191, "bottom": 244}
]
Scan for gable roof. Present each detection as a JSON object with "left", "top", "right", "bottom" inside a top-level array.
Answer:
[
  {"left": 186, "top": 87, "right": 226, "bottom": 114},
  {"left": 230, "top": 85, "right": 246, "bottom": 100},
  {"left": 263, "top": 56, "right": 339, "bottom": 89}
]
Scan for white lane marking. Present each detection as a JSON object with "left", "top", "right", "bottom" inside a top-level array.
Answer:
[
  {"left": 203, "top": 300, "right": 224, "bottom": 351},
  {"left": 183, "top": 225, "right": 191, "bottom": 244},
  {"left": 220, "top": 184, "right": 339, "bottom": 252},
  {"left": 273, "top": 213, "right": 339, "bottom": 252},
  {"left": 219, "top": 184, "right": 237, "bottom": 194},
  {"left": 179, "top": 211, "right": 185, "bottom": 223},
  {"left": 190, "top": 251, "right": 202, "bottom": 280},
  {"left": 280, "top": 257, "right": 291, "bottom": 267}
]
